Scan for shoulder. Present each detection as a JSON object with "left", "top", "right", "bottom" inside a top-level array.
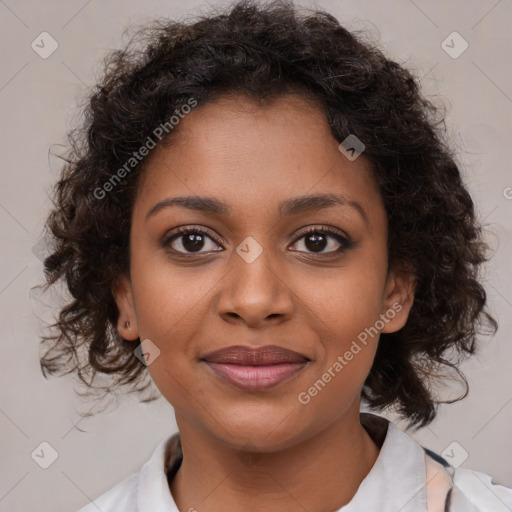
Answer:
[
  {"left": 448, "top": 466, "right": 512, "bottom": 512},
  {"left": 423, "top": 446, "right": 512, "bottom": 511},
  {"left": 363, "top": 414, "right": 512, "bottom": 512},
  {"left": 75, "top": 472, "right": 138, "bottom": 512}
]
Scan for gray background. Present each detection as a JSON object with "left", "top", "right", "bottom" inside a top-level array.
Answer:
[{"left": 1, "top": 1, "right": 511, "bottom": 511}]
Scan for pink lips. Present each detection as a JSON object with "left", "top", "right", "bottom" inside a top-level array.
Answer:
[{"left": 202, "top": 345, "right": 309, "bottom": 391}]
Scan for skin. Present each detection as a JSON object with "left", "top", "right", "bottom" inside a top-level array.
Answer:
[{"left": 112, "top": 93, "right": 415, "bottom": 512}]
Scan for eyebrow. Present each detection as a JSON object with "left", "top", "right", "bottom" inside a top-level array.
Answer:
[{"left": 146, "top": 193, "right": 369, "bottom": 226}]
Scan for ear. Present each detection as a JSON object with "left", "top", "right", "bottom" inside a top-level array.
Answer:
[
  {"left": 111, "top": 274, "right": 139, "bottom": 341},
  {"left": 380, "top": 262, "right": 416, "bottom": 334}
]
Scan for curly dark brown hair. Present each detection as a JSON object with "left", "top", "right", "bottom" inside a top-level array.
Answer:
[{"left": 38, "top": 0, "right": 497, "bottom": 428}]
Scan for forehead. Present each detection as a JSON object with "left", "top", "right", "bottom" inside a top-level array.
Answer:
[{"left": 134, "top": 93, "right": 383, "bottom": 225}]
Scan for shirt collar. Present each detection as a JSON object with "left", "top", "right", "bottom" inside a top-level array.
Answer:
[
  {"left": 136, "top": 414, "right": 428, "bottom": 512},
  {"left": 136, "top": 433, "right": 181, "bottom": 512},
  {"left": 339, "top": 414, "right": 428, "bottom": 511}
]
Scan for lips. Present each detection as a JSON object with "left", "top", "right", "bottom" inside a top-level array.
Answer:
[
  {"left": 201, "top": 345, "right": 309, "bottom": 391},
  {"left": 202, "top": 345, "right": 309, "bottom": 365}
]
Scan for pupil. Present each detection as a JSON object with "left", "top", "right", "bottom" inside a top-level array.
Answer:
[
  {"left": 305, "top": 233, "right": 326, "bottom": 252},
  {"left": 183, "top": 233, "right": 204, "bottom": 252}
]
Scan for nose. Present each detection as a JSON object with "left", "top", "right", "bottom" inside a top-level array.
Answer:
[{"left": 216, "top": 243, "right": 295, "bottom": 328}]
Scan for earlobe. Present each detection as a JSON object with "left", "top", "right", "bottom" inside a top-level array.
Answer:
[
  {"left": 111, "top": 274, "right": 139, "bottom": 340},
  {"left": 381, "top": 265, "right": 416, "bottom": 334}
]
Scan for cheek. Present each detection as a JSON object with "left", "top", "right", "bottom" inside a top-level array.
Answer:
[
  {"left": 291, "top": 247, "right": 387, "bottom": 401},
  {"left": 294, "top": 265, "right": 385, "bottom": 418},
  {"left": 128, "top": 255, "right": 229, "bottom": 402},
  {"left": 131, "top": 254, "right": 220, "bottom": 341},
  {"left": 298, "top": 251, "right": 388, "bottom": 345}
]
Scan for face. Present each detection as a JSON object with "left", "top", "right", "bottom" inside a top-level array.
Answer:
[{"left": 113, "top": 93, "right": 415, "bottom": 451}]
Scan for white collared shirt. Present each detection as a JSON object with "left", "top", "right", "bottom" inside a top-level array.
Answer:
[{"left": 76, "top": 416, "right": 511, "bottom": 512}]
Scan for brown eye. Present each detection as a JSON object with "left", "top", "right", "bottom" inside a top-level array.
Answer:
[
  {"left": 290, "top": 226, "right": 353, "bottom": 254},
  {"left": 162, "top": 227, "right": 223, "bottom": 254}
]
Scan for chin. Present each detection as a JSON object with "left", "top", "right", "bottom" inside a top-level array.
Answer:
[{"left": 208, "top": 407, "right": 310, "bottom": 453}]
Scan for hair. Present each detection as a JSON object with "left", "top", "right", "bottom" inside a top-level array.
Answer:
[{"left": 38, "top": 0, "right": 497, "bottom": 428}]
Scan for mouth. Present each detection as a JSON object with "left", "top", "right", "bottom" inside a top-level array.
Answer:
[{"left": 201, "top": 345, "right": 310, "bottom": 391}]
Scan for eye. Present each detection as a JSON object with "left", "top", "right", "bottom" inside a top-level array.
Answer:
[
  {"left": 162, "top": 226, "right": 224, "bottom": 255},
  {"left": 162, "top": 225, "right": 354, "bottom": 257},
  {"left": 289, "top": 226, "right": 353, "bottom": 255}
]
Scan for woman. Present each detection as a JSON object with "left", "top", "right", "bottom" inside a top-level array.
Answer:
[{"left": 39, "top": 1, "right": 511, "bottom": 510}]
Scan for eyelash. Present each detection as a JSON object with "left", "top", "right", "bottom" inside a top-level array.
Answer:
[{"left": 161, "top": 225, "right": 354, "bottom": 257}]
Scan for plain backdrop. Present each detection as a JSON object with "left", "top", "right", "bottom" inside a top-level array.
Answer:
[{"left": 0, "top": 1, "right": 511, "bottom": 511}]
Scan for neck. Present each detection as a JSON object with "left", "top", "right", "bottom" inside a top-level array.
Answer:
[{"left": 169, "top": 407, "right": 381, "bottom": 512}]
